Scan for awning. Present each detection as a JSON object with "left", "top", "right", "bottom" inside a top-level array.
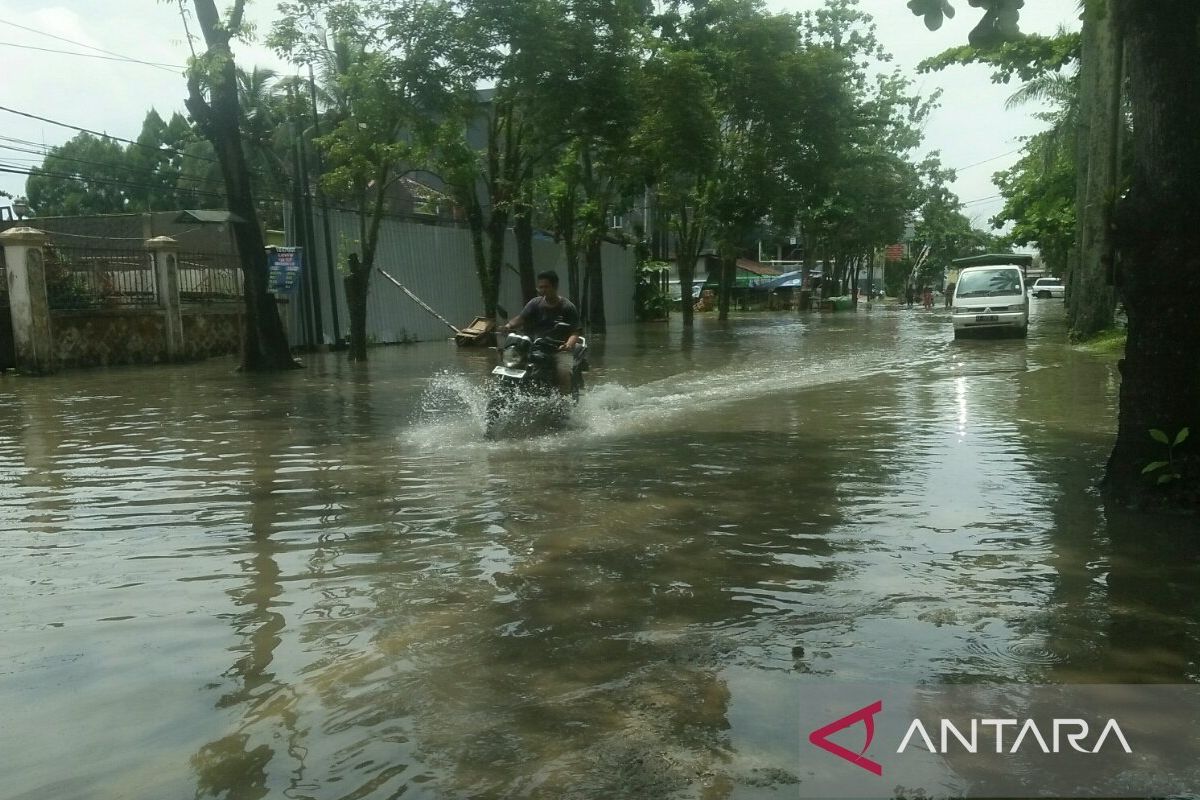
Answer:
[{"left": 750, "top": 269, "right": 826, "bottom": 291}]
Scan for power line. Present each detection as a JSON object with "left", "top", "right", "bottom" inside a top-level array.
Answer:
[
  {"left": 953, "top": 148, "right": 1024, "bottom": 172},
  {"left": 0, "top": 103, "right": 229, "bottom": 167},
  {"left": 0, "top": 163, "right": 289, "bottom": 203},
  {"left": 962, "top": 194, "right": 1002, "bottom": 206},
  {"left": 0, "top": 41, "right": 182, "bottom": 71},
  {"left": 0, "top": 143, "right": 243, "bottom": 192},
  {"left": 0, "top": 104, "right": 276, "bottom": 181},
  {"left": 0, "top": 163, "right": 228, "bottom": 200},
  {"left": 0, "top": 18, "right": 183, "bottom": 71}
]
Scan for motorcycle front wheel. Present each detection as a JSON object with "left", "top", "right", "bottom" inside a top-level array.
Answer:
[{"left": 484, "top": 380, "right": 515, "bottom": 439}]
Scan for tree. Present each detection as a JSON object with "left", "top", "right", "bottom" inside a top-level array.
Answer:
[
  {"left": 417, "top": 0, "right": 576, "bottom": 323},
  {"left": 1105, "top": 0, "right": 1200, "bottom": 509},
  {"left": 273, "top": 3, "right": 449, "bottom": 360},
  {"left": 25, "top": 133, "right": 130, "bottom": 216},
  {"left": 991, "top": 128, "right": 1076, "bottom": 277},
  {"left": 634, "top": 48, "right": 720, "bottom": 328},
  {"left": 1068, "top": 0, "right": 1123, "bottom": 341},
  {"left": 124, "top": 110, "right": 189, "bottom": 212},
  {"left": 911, "top": 156, "right": 995, "bottom": 286},
  {"left": 800, "top": 2, "right": 931, "bottom": 303},
  {"left": 549, "top": 0, "right": 647, "bottom": 332},
  {"left": 182, "top": 0, "right": 298, "bottom": 371}
]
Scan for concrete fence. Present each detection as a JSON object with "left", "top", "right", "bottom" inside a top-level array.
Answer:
[{"left": 0, "top": 227, "right": 243, "bottom": 374}]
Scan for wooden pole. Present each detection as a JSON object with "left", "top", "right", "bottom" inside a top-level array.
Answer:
[{"left": 376, "top": 268, "right": 461, "bottom": 333}]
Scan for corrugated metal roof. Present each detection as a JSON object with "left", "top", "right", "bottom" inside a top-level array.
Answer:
[{"left": 174, "top": 210, "right": 245, "bottom": 224}]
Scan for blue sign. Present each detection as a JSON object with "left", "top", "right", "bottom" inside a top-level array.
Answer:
[{"left": 267, "top": 247, "right": 303, "bottom": 294}]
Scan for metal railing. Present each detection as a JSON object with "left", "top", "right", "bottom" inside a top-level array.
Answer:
[
  {"left": 44, "top": 244, "right": 157, "bottom": 310},
  {"left": 178, "top": 251, "right": 242, "bottom": 303}
]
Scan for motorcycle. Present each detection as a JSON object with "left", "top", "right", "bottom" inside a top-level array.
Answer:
[{"left": 485, "top": 322, "right": 588, "bottom": 438}]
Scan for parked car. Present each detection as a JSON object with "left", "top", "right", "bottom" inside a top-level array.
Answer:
[
  {"left": 1030, "top": 277, "right": 1065, "bottom": 299},
  {"left": 950, "top": 265, "right": 1029, "bottom": 339}
]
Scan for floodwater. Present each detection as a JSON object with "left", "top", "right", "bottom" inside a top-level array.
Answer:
[{"left": 3, "top": 302, "right": 1199, "bottom": 800}]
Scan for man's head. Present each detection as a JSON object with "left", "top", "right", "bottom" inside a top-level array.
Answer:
[{"left": 536, "top": 270, "right": 560, "bottom": 300}]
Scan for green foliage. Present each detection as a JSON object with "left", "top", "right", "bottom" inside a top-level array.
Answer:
[
  {"left": 991, "top": 131, "right": 1076, "bottom": 275},
  {"left": 42, "top": 246, "right": 96, "bottom": 310},
  {"left": 26, "top": 133, "right": 131, "bottom": 216},
  {"left": 906, "top": 0, "right": 1030, "bottom": 49},
  {"left": 917, "top": 33, "right": 1081, "bottom": 83},
  {"left": 1143, "top": 427, "right": 1189, "bottom": 485},
  {"left": 23, "top": 66, "right": 300, "bottom": 219},
  {"left": 635, "top": 262, "right": 672, "bottom": 321}
]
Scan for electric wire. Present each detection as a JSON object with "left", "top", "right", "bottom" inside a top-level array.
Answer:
[
  {"left": 0, "top": 18, "right": 183, "bottom": 71},
  {"left": 0, "top": 41, "right": 182, "bottom": 71}
]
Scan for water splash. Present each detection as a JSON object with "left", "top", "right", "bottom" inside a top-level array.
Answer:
[
  {"left": 404, "top": 370, "right": 490, "bottom": 448},
  {"left": 403, "top": 349, "right": 925, "bottom": 452}
]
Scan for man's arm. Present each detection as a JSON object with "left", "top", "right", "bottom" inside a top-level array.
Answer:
[
  {"left": 499, "top": 299, "right": 538, "bottom": 332},
  {"left": 559, "top": 302, "right": 582, "bottom": 351}
]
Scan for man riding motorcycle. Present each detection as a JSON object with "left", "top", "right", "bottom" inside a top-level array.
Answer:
[
  {"left": 488, "top": 270, "right": 587, "bottom": 437},
  {"left": 498, "top": 270, "right": 581, "bottom": 350}
]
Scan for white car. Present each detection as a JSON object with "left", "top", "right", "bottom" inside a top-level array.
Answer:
[
  {"left": 1030, "top": 277, "right": 1065, "bottom": 299},
  {"left": 951, "top": 265, "right": 1029, "bottom": 339}
]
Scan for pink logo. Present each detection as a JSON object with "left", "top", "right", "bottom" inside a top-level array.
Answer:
[{"left": 808, "top": 700, "right": 884, "bottom": 776}]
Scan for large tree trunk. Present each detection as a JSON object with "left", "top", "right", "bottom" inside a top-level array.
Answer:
[
  {"left": 1105, "top": 0, "right": 1200, "bottom": 510},
  {"left": 1068, "top": 0, "right": 1122, "bottom": 340},
  {"left": 187, "top": 0, "right": 296, "bottom": 371},
  {"left": 345, "top": 253, "right": 369, "bottom": 361}
]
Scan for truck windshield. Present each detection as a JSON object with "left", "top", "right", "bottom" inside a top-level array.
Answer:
[{"left": 956, "top": 268, "right": 1022, "bottom": 298}]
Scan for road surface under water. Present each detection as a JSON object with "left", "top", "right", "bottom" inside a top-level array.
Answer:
[{"left": 3, "top": 301, "right": 1199, "bottom": 799}]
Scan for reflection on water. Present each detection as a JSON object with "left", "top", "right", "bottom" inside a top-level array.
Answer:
[{"left": 2, "top": 303, "right": 1199, "bottom": 799}]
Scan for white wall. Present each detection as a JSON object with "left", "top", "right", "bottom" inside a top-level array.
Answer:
[{"left": 285, "top": 210, "right": 635, "bottom": 345}]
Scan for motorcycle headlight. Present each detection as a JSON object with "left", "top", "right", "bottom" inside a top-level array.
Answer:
[{"left": 502, "top": 346, "right": 524, "bottom": 368}]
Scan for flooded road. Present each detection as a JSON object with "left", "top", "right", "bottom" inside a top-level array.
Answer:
[{"left": 3, "top": 302, "right": 1199, "bottom": 799}]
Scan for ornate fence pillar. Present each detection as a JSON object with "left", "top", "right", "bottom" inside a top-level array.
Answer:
[
  {"left": 0, "top": 227, "right": 54, "bottom": 374},
  {"left": 146, "top": 236, "right": 184, "bottom": 361}
]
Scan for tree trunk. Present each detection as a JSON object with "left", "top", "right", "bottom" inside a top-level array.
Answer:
[
  {"left": 585, "top": 237, "right": 606, "bottom": 334},
  {"left": 345, "top": 253, "right": 369, "bottom": 361},
  {"left": 1105, "top": 0, "right": 1200, "bottom": 510},
  {"left": 1069, "top": 0, "right": 1122, "bottom": 340},
  {"left": 565, "top": 227, "right": 580, "bottom": 308},
  {"left": 515, "top": 187, "right": 536, "bottom": 303},
  {"left": 678, "top": 255, "right": 695, "bottom": 329},
  {"left": 717, "top": 248, "right": 735, "bottom": 321},
  {"left": 675, "top": 206, "right": 704, "bottom": 328},
  {"left": 850, "top": 255, "right": 860, "bottom": 306},
  {"left": 186, "top": 0, "right": 296, "bottom": 372}
]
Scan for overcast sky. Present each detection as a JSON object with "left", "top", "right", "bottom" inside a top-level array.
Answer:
[{"left": 0, "top": 0, "right": 1081, "bottom": 229}]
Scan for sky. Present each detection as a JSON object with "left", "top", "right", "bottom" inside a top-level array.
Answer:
[{"left": 0, "top": 0, "right": 1082, "bottom": 229}]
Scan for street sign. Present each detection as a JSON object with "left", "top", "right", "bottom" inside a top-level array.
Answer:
[
  {"left": 885, "top": 244, "right": 905, "bottom": 262},
  {"left": 266, "top": 247, "right": 303, "bottom": 294}
]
